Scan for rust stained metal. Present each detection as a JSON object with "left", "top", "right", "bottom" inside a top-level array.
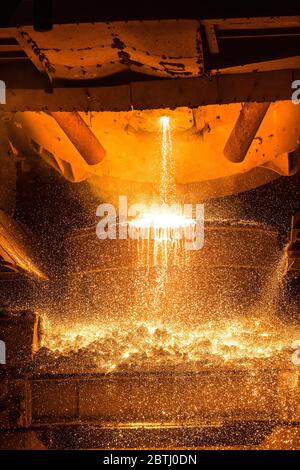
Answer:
[
  {"left": 204, "top": 23, "right": 220, "bottom": 55},
  {"left": 16, "top": 29, "right": 56, "bottom": 81},
  {"left": 50, "top": 111, "right": 106, "bottom": 166},
  {"left": 1, "top": 69, "right": 298, "bottom": 111},
  {"left": 0, "top": 17, "right": 298, "bottom": 82},
  {"left": 223, "top": 102, "right": 271, "bottom": 163}
]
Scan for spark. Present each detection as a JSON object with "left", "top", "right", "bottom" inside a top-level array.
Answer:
[
  {"left": 159, "top": 115, "right": 170, "bottom": 128},
  {"left": 38, "top": 316, "right": 300, "bottom": 373}
]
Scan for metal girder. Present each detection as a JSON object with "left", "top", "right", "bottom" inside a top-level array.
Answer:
[
  {"left": 1, "top": 68, "right": 300, "bottom": 111},
  {"left": 1, "top": 369, "right": 299, "bottom": 449}
]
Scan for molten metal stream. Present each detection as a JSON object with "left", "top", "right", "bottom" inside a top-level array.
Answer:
[{"left": 129, "top": 116, "right": 194, "bottom": 314}]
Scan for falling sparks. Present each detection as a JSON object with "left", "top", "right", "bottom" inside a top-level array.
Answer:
[
  {"left": 32, "top": 113, "right": 300, "bottom": 450},
  {"left": 127, "top": 116, "right": 196, "bottom": 313},
  {"left": 159, "top": 115, "right": 175, "bottom": 205},
  {"left": 129, "top": 115, "right": 189, "bottom": 247}
]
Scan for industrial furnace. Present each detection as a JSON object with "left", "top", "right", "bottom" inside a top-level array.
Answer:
[{"left": 0, "top": 1, "right": 300, "bottom": 451}]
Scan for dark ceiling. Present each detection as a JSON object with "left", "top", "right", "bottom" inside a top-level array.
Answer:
[{"left": 2, "top": 0, "right": 300, "bottom": 28}]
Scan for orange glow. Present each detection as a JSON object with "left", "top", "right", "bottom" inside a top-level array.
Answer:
[
  {"left": 38, "top": 316, "right": 300, "bottom": 373},
  {"left": 159, "top": 115, "right": 170, "bottom": 127}
]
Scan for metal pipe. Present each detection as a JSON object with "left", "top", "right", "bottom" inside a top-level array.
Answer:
[
  {"left": 223, "top": 102, "right": 270, "bottom": 163},
  {"left": 50, "top": 111, "right": 106, "bottom": 166},
  {"left": 0, "top": 210, "right": 48, "bottom": 280}
]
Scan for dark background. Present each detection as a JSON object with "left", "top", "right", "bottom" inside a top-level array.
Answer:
[{"left": 1, "top": 0, "right": 300, "bottom": 28}]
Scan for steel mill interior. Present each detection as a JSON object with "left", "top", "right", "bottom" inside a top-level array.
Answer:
[{"left": 1, "top": 1, "right": 300, "bottom": 451}]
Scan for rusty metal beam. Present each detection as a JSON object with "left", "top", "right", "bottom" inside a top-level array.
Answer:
[
  {"left": 50, "top": 112, "right": 106, "bottom": 165},
  {"left": 223, "top": 102, "right": 271, "bottom": 163},
  {"left": 1, "top": 66, "right": 300, "bottom": 111},
  {"left": 204, "top": 23, "right": 219, "bottom": 55}
]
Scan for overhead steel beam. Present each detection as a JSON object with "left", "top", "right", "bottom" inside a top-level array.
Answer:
[{"left": 1, "top": 68, "right": 300, "bottom": 111}]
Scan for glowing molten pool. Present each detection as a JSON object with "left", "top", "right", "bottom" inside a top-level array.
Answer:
[{"left": 37, "top": 315, "right": 300, "bottom": 374}]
